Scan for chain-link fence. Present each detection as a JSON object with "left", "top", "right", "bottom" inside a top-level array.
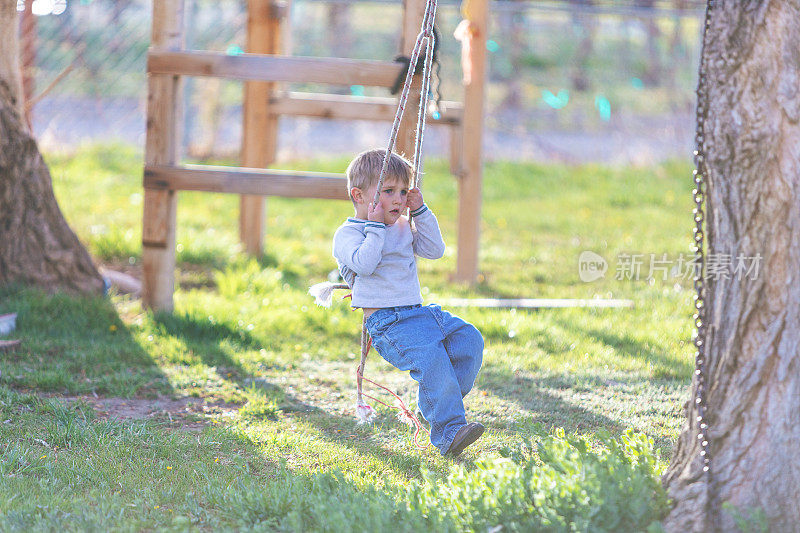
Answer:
[{"left": 25, "top": 0, "right": 705, "bottom": 164}]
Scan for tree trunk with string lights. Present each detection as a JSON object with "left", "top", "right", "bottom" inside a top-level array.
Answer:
[
  {"left": 0, "top": 0, "right": 104, "bottom": 294},
  {"left": 663, "top": 1, "right": 800, "bottom": 531}
]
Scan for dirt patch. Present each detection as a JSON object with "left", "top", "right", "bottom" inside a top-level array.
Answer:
[
  {"left": 96, "top": 396, "right": 200, "bottom": 418},
  {"left": 45, "top": 393, "right": 240, "bottom": 431}
]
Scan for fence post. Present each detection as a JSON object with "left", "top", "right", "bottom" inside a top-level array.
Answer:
[
  {"left": 239, "top": 0, "right": 287, "bottom": 256},
  {"left": 142, "top": 0, "right": 185, "bottom": 311},
  {"left": 454, "top": 0, "right": 487, "bottom": 283}
]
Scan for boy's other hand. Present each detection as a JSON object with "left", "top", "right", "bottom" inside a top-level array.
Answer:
[
  {"left": 407, "top": 188, "right": 424, "bottom": 211},
  {"left": 368, "top": 202, "right": 384, "bottom": 222}
]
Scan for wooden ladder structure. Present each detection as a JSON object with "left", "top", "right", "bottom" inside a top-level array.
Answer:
[{"left": 142, "top": 0, "right": 488, "bottom": 311}]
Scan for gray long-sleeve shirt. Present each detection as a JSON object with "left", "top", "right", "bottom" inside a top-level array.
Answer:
[{"left": 332, "top": 204, "right": 445, "bottom": 308}]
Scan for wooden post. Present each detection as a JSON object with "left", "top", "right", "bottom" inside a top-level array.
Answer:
[
  {"left": 239, "top": 0, "right": 286, "bottom": 256},
  {"left": 142, "top": 0, "right": 185, "bottom": 311},
  {"left": 454, "top": 0, "right": 488, "bottom": 283},
  {"left": 394, "top": 0, "right": 426, "bottom": 159}
]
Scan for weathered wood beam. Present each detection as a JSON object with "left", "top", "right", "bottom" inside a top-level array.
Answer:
[
  {"left": 270, "top": 92, "right": 463, "bottom": 125},
  {"left": 144, "top": 164, "right": 350, "bottom": 201},
  {"left": 147, "top": 50, "right": 403, "bottom": 87}
]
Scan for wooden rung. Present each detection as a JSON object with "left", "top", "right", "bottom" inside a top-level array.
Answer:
[
  {"left": 144, "top": 164, "right": 350, "bottom": 200},
  {"left": 147, "top": 50, "right": 404, "bottom": 87},
  {"left": 271, "top": 92, "right": 463, "bottom": 125},
  {"left": 438, "top": 298, "right": 635, "bottom": 309}
]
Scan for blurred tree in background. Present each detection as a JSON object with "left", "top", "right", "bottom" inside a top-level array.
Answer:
[{"left": 0, "top": 0, "right": 103, "bottom": 294}]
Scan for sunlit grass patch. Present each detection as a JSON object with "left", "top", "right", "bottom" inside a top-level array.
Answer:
[{"left": 0, "top": 144, "right": 700, "bottom": 529}]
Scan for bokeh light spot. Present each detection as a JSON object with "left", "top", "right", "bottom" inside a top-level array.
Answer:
[
  {"left": 595, "top": 95, "right": 611, "bottom": 121},
  {"left": 542, "top": 89, "right": 569, "bottom": 109}
]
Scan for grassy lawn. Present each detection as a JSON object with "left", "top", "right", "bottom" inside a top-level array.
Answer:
[{"left": 0, "top": 144, "right": 696, "bottom": 531}]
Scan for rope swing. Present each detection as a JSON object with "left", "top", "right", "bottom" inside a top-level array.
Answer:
[
  {"left": 310, "top": 0, "right": 441, "bottom": 447},
  {"left": 354, "top": 0, "right": 439, "bottom": 441}
]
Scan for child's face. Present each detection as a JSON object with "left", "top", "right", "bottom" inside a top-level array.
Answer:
[{"left": 359, "top": 177, "right": 409, "bottom": 225}]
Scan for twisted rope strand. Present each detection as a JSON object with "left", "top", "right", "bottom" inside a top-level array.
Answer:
[
  {"left": 412, "top": 33, "right": 437, "bottom": 190},
  {"left": 374, "top": 0, "right": 439, "bottom": 205}
]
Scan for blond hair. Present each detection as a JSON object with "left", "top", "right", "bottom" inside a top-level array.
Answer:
[{"left": 346, "top": 149, "right": 412, "bottom": 202}]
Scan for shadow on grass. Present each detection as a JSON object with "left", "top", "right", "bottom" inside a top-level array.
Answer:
[
  {"left": 553, "top": 315, "right": 691, "bottom": 379},
  {"left": 0, "top": 286, "right": 173, "bottom": 398},
  {"left": 244, "top": 376, "right": 440, "bottom": 473},
  {"left": 478, "top": 367, "right": 624, "bottom": 435},
  {"left": 148, "top": 312, "right": 432, "bottom": 468},
  {"left": 152, "top": 311, "right": 262, "bottom": 380},
  {"left": 0, "top": 287, "right": 431, "bottom": 474},
  {"left": 586, "top": 329, "right": 692, "bottom": 379},
  {"left": 477, "top": 364, "right": 682, "bottom": 458}
]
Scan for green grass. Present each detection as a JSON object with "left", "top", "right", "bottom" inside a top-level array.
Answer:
[{"left": 0, "top": 144, "right": 698, "bottom": 530}]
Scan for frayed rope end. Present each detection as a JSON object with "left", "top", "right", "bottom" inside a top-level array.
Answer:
[
  {"left": 309, "top": 282, "right": 350, "bottom": 307},
  {"left": 355, "top": 399, "right": 376, "bottom": 424},
  {"left": 309, "top": 282, "right": 337, "bottom": 307}
]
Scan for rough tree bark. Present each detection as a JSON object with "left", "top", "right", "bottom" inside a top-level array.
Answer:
[
  {"left": 664, "top": 1, "right": 800, "bottom": 531},
  {"left": 0, "top": 1, "right": 104, "bottom": 294},
  {"left": 0, "top": 1, "right": 24, "bottom": 120}
]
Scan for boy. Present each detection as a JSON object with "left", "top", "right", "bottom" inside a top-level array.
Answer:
[{"left": 332, "top": 149, "right": 484, "bottom": 457}]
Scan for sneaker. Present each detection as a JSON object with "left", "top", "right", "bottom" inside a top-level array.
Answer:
[{"left": 445, "top": 422, "right": 485, "bottom": 457}]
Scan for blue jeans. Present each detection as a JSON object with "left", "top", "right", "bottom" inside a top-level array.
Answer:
[{"left": 365, "top": 304, "right": 484, "bottom": 454}]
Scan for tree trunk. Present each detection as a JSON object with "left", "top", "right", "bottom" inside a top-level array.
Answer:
[
  {"left": 665, "top": 0, "right": 687, "bottom": 109},
  {"left": 0, "top": 2, "right": 104, "bottom": 294},
  {"left": 498, "top": 2, "right": 525, "bottom": 110},
  {"left": 664, "top": 2, "right": 800, "bottom": 531},
  {"left": 0, "top": 1, "right": 24, "bottom": 121},
  {"left": 326, "top": 2, "right": 352, "bottom": 59},
  {"left": 637, "top": 0, "right": 663, "bottom": 85},
  {"left": 569, "top": 0, "right": 596, "bottom": 92}
]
